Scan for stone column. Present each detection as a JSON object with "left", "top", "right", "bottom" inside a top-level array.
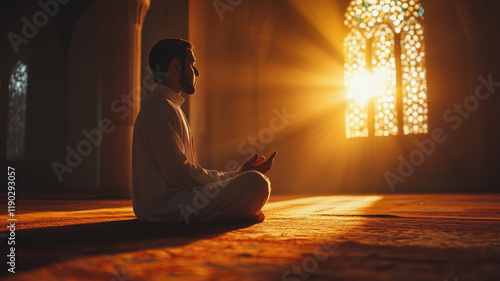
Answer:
[
  {"left": 455, "top": 0, "right": 488, "bottom": 191},
  {"left": 96, "top": 0, "right": 150, "bottom": 198}
]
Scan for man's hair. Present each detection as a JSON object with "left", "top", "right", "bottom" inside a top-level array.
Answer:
[{"left": 149, "top": 38, "right": 193, "bottom": 83}]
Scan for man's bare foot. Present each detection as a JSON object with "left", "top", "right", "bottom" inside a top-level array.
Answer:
[{"left": 246, "top": 211, "right": 265, "bottom": 223}]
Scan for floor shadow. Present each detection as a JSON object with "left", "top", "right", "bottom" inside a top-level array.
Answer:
[{"left": 1, "top": 219, "right": 258, "bottom": 275}]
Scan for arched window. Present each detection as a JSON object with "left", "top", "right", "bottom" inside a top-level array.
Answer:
[
  {"left": 7, "top": 60, "right": 28, "bottom": 160},
  {"left": 344, "top": 0, "right": 428, "bottom": 138}
]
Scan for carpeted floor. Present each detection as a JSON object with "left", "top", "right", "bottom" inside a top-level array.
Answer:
[{"left": 1, "top": 194, "right": 499, "bottom": 280}]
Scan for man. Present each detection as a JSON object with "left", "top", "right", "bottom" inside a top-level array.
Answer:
[{"left": 132, "top": 38, "right": 277, "bottom": 223}]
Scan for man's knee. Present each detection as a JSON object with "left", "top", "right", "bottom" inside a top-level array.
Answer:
[{"left": 239, "top": 171, "right": 271, "bottom": 196}]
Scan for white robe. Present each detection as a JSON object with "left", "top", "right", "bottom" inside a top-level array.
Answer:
[{"left": 132, "top": 83, "right": 241, "bottom": 222}]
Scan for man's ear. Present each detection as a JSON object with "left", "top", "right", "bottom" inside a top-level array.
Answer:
[{"left": 170, "top": 58, "right": 181, "bottom": 76}]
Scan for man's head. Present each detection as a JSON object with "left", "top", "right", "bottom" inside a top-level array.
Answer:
[{"left": 149, "top": 38, "right": 200, "bottom": 95}]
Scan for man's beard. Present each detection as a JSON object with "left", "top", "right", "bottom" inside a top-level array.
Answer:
[{"left": 180, "top": 64, "right": 196, "bottom": 95}]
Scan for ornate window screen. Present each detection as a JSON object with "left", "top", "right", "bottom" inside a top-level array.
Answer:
[
  {"left": 7, "top": 60, "right": 28, "bottom": 160},
  {"left": 345, "top": 29, "right": 369, "bottom": 138},
  {"left": 344, "top": 0, "right": 428, "bottom": 138}
]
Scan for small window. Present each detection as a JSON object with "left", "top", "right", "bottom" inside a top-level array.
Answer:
[{"left": 7, "top": 60, "right": 28, "bottom": 160}]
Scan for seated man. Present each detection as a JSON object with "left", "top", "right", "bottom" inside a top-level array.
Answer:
[{"left": 132, "top": 38, "right": 277, "bottom": 223}]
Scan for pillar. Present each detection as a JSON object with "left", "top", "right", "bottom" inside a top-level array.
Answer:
[
  {"left": 96, "top": 0, "right": 150, "bottom": 198},
  {"left": 455, "top": 0, "right": 486, "bottom": 190}
]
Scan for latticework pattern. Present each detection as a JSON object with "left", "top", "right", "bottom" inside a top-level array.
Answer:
[
  {"left": 7, "top": 60, "right": 28, "bottom": 160},
  {"left": 344, "top": 0, "right": 428, "bottom": 138}
]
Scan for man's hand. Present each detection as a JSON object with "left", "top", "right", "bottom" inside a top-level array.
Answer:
[{"left": 236, "top": 152, "right": 277, "bottom": 175}]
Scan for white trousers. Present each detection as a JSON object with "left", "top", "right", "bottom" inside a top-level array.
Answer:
[{"left": 179, "top": 171, "right": 271, "bottom": 223}]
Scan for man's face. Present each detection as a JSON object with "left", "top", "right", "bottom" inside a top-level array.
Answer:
[{"left": 180, "top": 49, "right": 199, "bottom": 95}]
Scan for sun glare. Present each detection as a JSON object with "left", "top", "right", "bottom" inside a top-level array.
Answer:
[
  {"left": 344, "top": 0, "right": 428, "bottom": 138},
  {"left": 346, "top": 70, "right": 383, "bottom": 101}
]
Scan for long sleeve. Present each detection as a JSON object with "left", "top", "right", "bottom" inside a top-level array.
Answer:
[
  {"left": 189, "top": 138, "right": 238, "bottom": 182},
  {"left": 140, "top": 98, "right": 232, "bottom": 189},
  {"left": 132, "top": 84, "right": 238, "bottom": 222}
]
